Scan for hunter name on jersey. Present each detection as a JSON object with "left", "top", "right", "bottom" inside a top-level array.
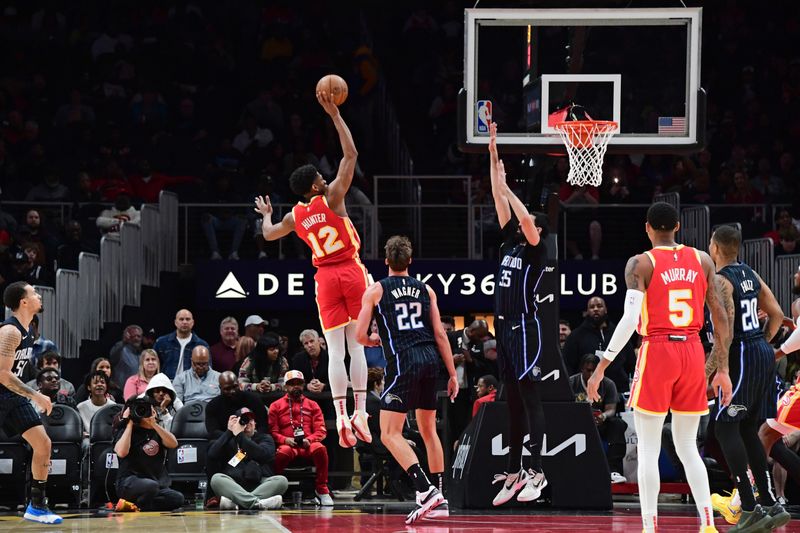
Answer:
[{"left": 300, "top": 213, "right": 327, "bottom": 230}]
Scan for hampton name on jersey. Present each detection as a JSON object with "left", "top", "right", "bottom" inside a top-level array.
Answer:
[
  {"left": 374, "top": 276, "right": 434, "bottom": 358},
  {"left": 0, "top": 316, "right": 34, "bottom": 398},
  {"left": 718, "top": 262, "right": 764, "bottom": 342},
  {"left": 495, "top": 218, "right": 548, "bottom": 319}
]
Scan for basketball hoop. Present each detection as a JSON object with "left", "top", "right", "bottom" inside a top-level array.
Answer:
[{"left": 553, "top": 120, "right": 618, "bottom": 187}]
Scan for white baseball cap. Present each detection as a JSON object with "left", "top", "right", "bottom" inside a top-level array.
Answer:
[
  {"left": 284, "top": 370, "right": 305, "bottom": 384},
  {"left": 244, "top": 314, "right": 267, "bottom": 327}
]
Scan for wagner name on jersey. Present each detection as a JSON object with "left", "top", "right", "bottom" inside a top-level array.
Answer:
[
  {"left": 292, "top": 195, "right": 361, "bottom": 267},
  {"left": 718, "top": 262, "right": 763, "bottom": 342},
  {"left": 374, "top": 276, "right": 434, "bottom": 358},
  {"left": 0, "top": 316, "right": 34, "bottom": 397}
]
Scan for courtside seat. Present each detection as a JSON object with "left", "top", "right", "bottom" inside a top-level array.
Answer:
[
  {"left": 166, "top": 402, "right": 208, "bottom": 483},
  {"left": 89, "top": 404, "right": 123, "bottom": 506},
  {"left": 0, "top": 429, "right": 30, "bottom": 507},
  {"left": 41, "top": 405, "right": 83, "bottom": 507}
]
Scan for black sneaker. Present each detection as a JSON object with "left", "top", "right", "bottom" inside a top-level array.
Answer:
[
  {"left": 763, "top": 502, "right": 791, "bottom": 530},
  {"left": 728, "top": 505, "right": 772, "bottom": 533}
]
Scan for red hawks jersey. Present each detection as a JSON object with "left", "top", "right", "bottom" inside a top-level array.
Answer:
[
  {"left": 292, "top": 195, "right": 361, "bottom": 267},
  {"left": 639, "top": 245, "right": 707, "bottom": 337}
]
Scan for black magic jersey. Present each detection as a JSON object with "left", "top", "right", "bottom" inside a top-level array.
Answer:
[
  {"left": 374, "top": 275, "right": 434, "bottom": 358},
  {"left": 495, "top": 219, "right": 548, "bottom": 319},
  {"left": 718, "top": 262, "right": 764, "bottom": 342},
  {"left": 0, "top": 316, "right": 35, "bottom": 398}
]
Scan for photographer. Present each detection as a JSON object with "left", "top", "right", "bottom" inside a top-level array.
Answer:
[
  {"left": 208, "top": 408, "right": 288, "bottom": 510},
  {"left": 268, "top": 370, "right": 332, "bottom": 505},
  {"left": 112, "top": 397, "right": 183, "bottom": 512}
]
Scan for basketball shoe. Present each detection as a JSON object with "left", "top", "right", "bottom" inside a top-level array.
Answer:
[
  {"left": 405, "top": 486, "right": 444, "bottom": 524},
  {"left": 426, "top": 499, "right": 449, "bottom": 518},
  {"left": 711, "top": 488, "right": 740, "bottom": 524},
  {"left": 350, "top": 411, "right": 372, "bottom": 443},
  {"left": 763, "top": 501, "right": 791, "bottom": 530},
  {"left": 517, "top": 469, "right": 547, "bottom": 502},
  {"left": 336, "top": 416, "right": 356, "bottom": 448},
  {"left": 492, "top": 469, "right": 529, "bottom": 506},
  {"left": 23, "top": 502, "right": 63, "bottom": 524},
  {"left": 728, "top": 505, "right": 771, "bottom": 532},
  {"left": 114, "top": 498, "right": 140, "bottom": 512}
]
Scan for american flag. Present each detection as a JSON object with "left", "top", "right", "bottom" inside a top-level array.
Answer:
[{"left": 658, "top": 116, "right": 686, "bottom": 135}]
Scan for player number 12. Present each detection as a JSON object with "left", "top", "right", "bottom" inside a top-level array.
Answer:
[{"left": 307, "top": 226, "right": 345, "bottom": 259}]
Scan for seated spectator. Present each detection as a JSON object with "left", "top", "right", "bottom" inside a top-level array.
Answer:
[
  {"left": 173, "top": 346, "right": 221, "bottom": 403},
  {"left": 233, "top": 336, "right": 256, "bottom": 378},
  {"left": 209, "top": 408, "right": 288, "bottom": 511},
  {"left": 96, "top": 193, "right": 141, "bottom": 235},
  {"left": 210, "top": 317, "right": 239, "bottom": 372},
  {"left": 7, "top": 244, "right": 53, "bottom": 288},
  {"left": 56, "top": 220, "right": 98, "bottom": 271},
  {"left": 291, "top": 329, "right": 329, "bottom": 392},
  {"left": 113, "top": 399, "right": 183, "bottom": 512},
  {"left": 569, "top": 354, "right": 628, "bottom": 484},
  {"left": 206, "top": 372, "right": 269, "bottom": 440},
  {"left": 77, "top": 371, "right": 116, "bottom": 433},
  {"left": 129, "top": 159, "right": 198, "bottom": 203},
  {"left": 25, "top": 170, "right": 70, "bottom": 202},
  {"left": 200, "top": 173, "right": 246, "bottom": 260},
  {"left": 34, "top": 367, "right": 76, "bottom": 409},
  {"left": 29, "top": 314, "right": 58, "bottom": 369},
  {"left": 123, "top": 349, "right": 160, "bottom": 400},
  {"left": 110, "top": 325, "right": 144, "bottom": 386},
  {"left": 75, "top": 357, "right": 124, "bottom": 404},
  {"left": 364, "top": 319, "right": 386, "bottom": 368},
  {"left": 25, "top": 350, "right": 75, "bottom": 394},
  {"left": 724, "top": 170, "right": 763, "bottom": 204},
  {"left": 765, "top": 209, "right": 795, "bottom": 246},
  {"left": 232, "top": 116, "right": 274, "bottom": 154},
  {"left": 268, "top": 371, "right": 333, "bottom": 506},
  {"left": 239, "top": 334, "right": 288, "bottom": 393},
  {"left": 775, "top": 226, "right": 799, "bottom": 257},
  {"left": 143, "top": 373, "right": 183, "bottom": 431},
  {"left": 244, "top": 315, "right": 267, "bottom": 341},
  {"left": 154, "top": 309, "right": 209, "bottom": 379},
  {"left": 16, "top": 208, "right": 59, "bottom": 265},
  {"left": 559, "top": 319, "right": 571, "bottom": 351},
  {"left": 472, "top": 375, "right": 498, "bottom": 417}
]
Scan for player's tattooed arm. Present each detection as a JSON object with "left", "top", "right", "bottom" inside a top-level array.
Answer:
[
  {"left": 624, "top": 254, "right": 648, "bottom": 291},
  {"left": 708, "top": 272, "right": 733, "bottom": 374},
  {"left": 0, "top": 325, "right": 37, "bottom": 399}
]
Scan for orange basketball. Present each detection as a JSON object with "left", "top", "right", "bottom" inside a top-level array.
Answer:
[{"left": 316, "top": 74, "right": 348, "bottom": 106}]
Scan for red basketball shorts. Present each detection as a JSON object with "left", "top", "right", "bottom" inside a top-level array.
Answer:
[
  {"left": 628, "top": 337, "right": 709, "bottom": 416},
  {"left": 768, "top": 385, "right": 800, "bottom": 435},
  {"left": 314, "top": 260, "right": 369, "bottom": 332}
]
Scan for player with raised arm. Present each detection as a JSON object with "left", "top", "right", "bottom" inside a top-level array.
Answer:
[
  {"left": 255, "top": 90, "right": 370, "bottom": 449},
  {"left": 705, "top": 225, "right": 791, "bottom": 531},
  {"left": 587, "top": 202, "right": 732, "bottom": 533},
  {"left": 487, "top": 123, "right": 551, "bottom": 506},
  {"left": 0, "top": 282, "right": 62, "bottom": 523},
  {"left": 355, "top": 235, "right": 458, "bottom": 524}
]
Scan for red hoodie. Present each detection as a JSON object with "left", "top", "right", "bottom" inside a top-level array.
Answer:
[{"left": 268, "top": 394, "right": 327, "bottom": 445}]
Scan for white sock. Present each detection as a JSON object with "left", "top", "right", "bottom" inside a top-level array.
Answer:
[
  {"left": 634, "top": 410, "right": 666, "bottom": 533},
  {"left": 672, "top": 413, "right": 714, "bottom": 527},
  {"left": 731, "top": 489, "right": 741, "bottom": 507},
  {"left": 345, "top": 322, "right": 368, "bottom": 414},
  {"left": 326, "top": 327, "right": 349, "bottom": 419}
]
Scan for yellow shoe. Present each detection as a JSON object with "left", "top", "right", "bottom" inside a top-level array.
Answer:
[
  {"left": 710, "top": 488, "right": 740, "bottom": 525},
  {"left": 115, "top": 498, "right": 140, "bottom": 512},
  {"left": 699, "top": 527, "right": 718, "bottom": 533}
]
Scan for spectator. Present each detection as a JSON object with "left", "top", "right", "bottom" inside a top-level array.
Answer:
[
  {"left": 128, "top": 159, "right": 198, "bottom": 203},
  {"left": 55, "top": 220, "right": 98, "bottom": 270},
  {"left": 765, "top": 209, "right": 795, "bottom": 246},
  {"left": 25, "top": 170, "right": 70, "bottom": 202},
  {"left": 210, "top": 317, "right": 239, "bottom": 372},
  {"left": 569, "top": 354, "right": 628, "bottom": 484},
  {"left": 775, "top": 226, "right": 799, "bottom": 257},
  {"left": 200, "top": 173, "right": 246, "bottom": 260},
  {"left": 364, "top": 319, "right": 386, "bottom": 368},
  {"left": 29, "top": 314, "right": 58, "bottom": 369},
  {"left": 154, "top": 309, "right": 209, "bottom": 379},
  {"left": 268, "top": 370, "right": 333, "bottom": 506},
  {"left": 123, "top": 349, "right": 160, "bottom": 400},
  {"left": 206, "top": 372, "right": 269, "bottom": 439},
  {"left": 559, "top": 319, "right": 572, "bottom": 351},
  {"left": 75, "top": 357, "right": 124, "bottom": 404},
  {"left": 113, "top": 399, "right": 183, "bottom": 512},
  {"left": 110, "top": 325, "right": 144, "bottom": 387},
  {"left": 751, "top": 157, "right": 784, "bottom": 202},
  {"left": 472, "top": 374, "right": 498, "bottom": 418},
  {"left": 562, "top": 296, "right": 636, "bottom": 400},
  {"left": 440, "top": 315, "right": 456, "bottom": 332},
  {"left": 54, "top": 89, "right": 95, "bottom": 128},
  {"left": 462, "top": 320, "right": 498, "bottom": 390},
  {"left": 77, "top": 371, "right": 115, "bottom": 432},
  {"left": 233, "top": 336, "right": 256, "bottom": 378},
  {"left": 724, "top": 170, "right": 763, "bottom": 204},
  {"left": 96, "top": 193, "right": 141, "bottom": 235},
  {"left": 34, "top": 367, "right": 76, "bottom": 409},
  {"left": 232, "top": 115, "right": 274, "bottom": 154},
  {"left": 143, "top": 373, "right": 183, "bottom": 431},
  {"left": 172, "top": 346, "right": 221, "bottom": 403},
  {"left": 244, "top": 315, "right": 267, "bottom": 341},
  {"left": 25, "top": 350, "right": 74, "bottom": 394},
  {"left": 16, "top": 208, "right": 59, "bottom": 264},
  {"left": 291, "top": 329, "right": 329, "bottom": 392},
  {"left": 8, "top": 244, "right": 53, "bottom": 287},
  {"left": 239, "top": 334, "right": 288, "bottom": 393},
  {"left": 208, "top": 408, "right": 287, "bottom": 511}
]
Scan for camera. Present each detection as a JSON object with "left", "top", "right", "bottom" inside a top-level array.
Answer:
[
  {"left": 239, "top": 415, "right": 251, "bottom": 426},
  {"left": 293, "top": 426, "right": 305, "bottom": 446},
  {"left": 128, "top": 397, "right": 155, "bottom": 422}
]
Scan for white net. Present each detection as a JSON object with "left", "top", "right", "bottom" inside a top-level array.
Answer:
[{"left": 553, "top": 121, "right": 618, "bottom": 187}]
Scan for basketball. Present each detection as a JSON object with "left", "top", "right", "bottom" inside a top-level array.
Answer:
[{"left": 316, "top": 74, "right": 348, "bottom": 106}]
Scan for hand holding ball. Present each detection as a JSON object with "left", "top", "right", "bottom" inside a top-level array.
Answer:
[{"left": 316, "top": 74, "right": 348, "bottom": 106}]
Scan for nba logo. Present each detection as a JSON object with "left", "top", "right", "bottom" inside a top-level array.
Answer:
[{"left": 477, "top": 100, "right": 492, "bottom": 133}]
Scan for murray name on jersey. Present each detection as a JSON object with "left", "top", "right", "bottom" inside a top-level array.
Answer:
[{"left": 659, "top": 267, "right": 699, "bottom": 285}]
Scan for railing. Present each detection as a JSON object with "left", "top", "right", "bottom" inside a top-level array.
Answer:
[
  {"left": 774, "top": 255, "right": 800, "bottom": 315},
  {"left": 741, "top": 238, "right": 774, "bottom": 287},
  {"left": 654, "top": 192, "right": 680, "bottom": 211},
  {"left": 78, "top": 253, "right": 100, "bottom": 342},
  {"left": 679, "top": 205, "right": 710, "bottom": 250},
  {"left": 100, "top": 235, "right": 122, "bottom": 324},
  {"left": 55, "top": 270, "right": 80, "bottom": 359},
  {"left": 120, "top": 223, "right": 142, "bottom": 307}
]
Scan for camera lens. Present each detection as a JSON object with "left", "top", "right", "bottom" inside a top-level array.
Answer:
[{"left": 239, "top": 416, "right": 249, "bottom": 426}]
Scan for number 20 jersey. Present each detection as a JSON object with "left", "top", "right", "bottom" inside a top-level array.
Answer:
[
  {"left": 639, "top": 245, "right": 707, "bottom": 337},
  {"left": 374, "top": 276, "right": 434, "bottom": 358},
  {"left": 292, "top": 195, "right": 361, "bottom": 267}
]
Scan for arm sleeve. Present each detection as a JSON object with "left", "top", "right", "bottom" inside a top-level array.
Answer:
[
  {"left": 602, "top": 290, "right": 644, "bottom": 362},
  {"left": 780, "top": 323, "right": 800, "bottom": 354}
]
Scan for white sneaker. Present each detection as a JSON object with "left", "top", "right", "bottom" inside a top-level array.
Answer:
[
  {"left": 517, "top": 469, "right": 547, "bottom": 502},
  {"left": 350, "top": 411, "right": 372, "bottom": 443},
  {"left": 210, "top": 251, "right": 223, "bottom": 260},
  {"left": 256, "top": 495, "right": 283, "bottom": 510},
  {"left": 219, "top": 496, "right": 238, "bottom": 510},
  {"left": 228, "top": 252, "right": 240, "bottom": 260},
  {"left": 315, "top": 491, "right": 334, "bottom": 506},
  {"left": 492, "top": 469, "right": 528, "bottom": 506},
  {"left": 405, "top": 486, "right": 444, "bottom": 524},
  {"left": 610, "top": 471, "right": 627, "bottom": 484},
  {"left": 336, "top": 416, "right": 357, "bottom": 448},
  {"left": 426, "top": 498, "right": 449, "bottom": 518}
]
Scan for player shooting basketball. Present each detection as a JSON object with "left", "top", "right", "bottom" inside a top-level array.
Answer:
[{"left": 254, "top": 89, "right": 370, "bottom": 450}]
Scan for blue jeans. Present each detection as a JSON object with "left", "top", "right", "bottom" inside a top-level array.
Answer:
[{"left": 201, "top": 214, "right": 246, "bottom": 255}]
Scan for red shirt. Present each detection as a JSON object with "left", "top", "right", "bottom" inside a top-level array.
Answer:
[
  {"left": 472, "top": 390, "right": 497, "bottom": 417},
  {"left": 210, "top": 341, "right": 237, "bottom": 373},
  {"left": 640, "top": 245, "right": 707, "bottom": 337},
  {"left": 268, "top": 394, "right": 327, "bottom": 445},
  {"left": 292, "top": 195, "right": 361, "bottom": 267},
  {"left": 129, "top": 172, "right": 197, "bottom": 203}
]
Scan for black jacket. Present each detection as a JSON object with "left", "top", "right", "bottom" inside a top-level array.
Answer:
[
  {"left": 208, "top": 429, "right": 276, "bottom": 490},
  {"left": 205, "top": 391, "right": 269, "bottom": 439},
  {"left": 290, "top": 350, "right": 330, "bottom": 386},
  {"left": 562, "top": 317, "right": 636, "bottom": 393}
]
